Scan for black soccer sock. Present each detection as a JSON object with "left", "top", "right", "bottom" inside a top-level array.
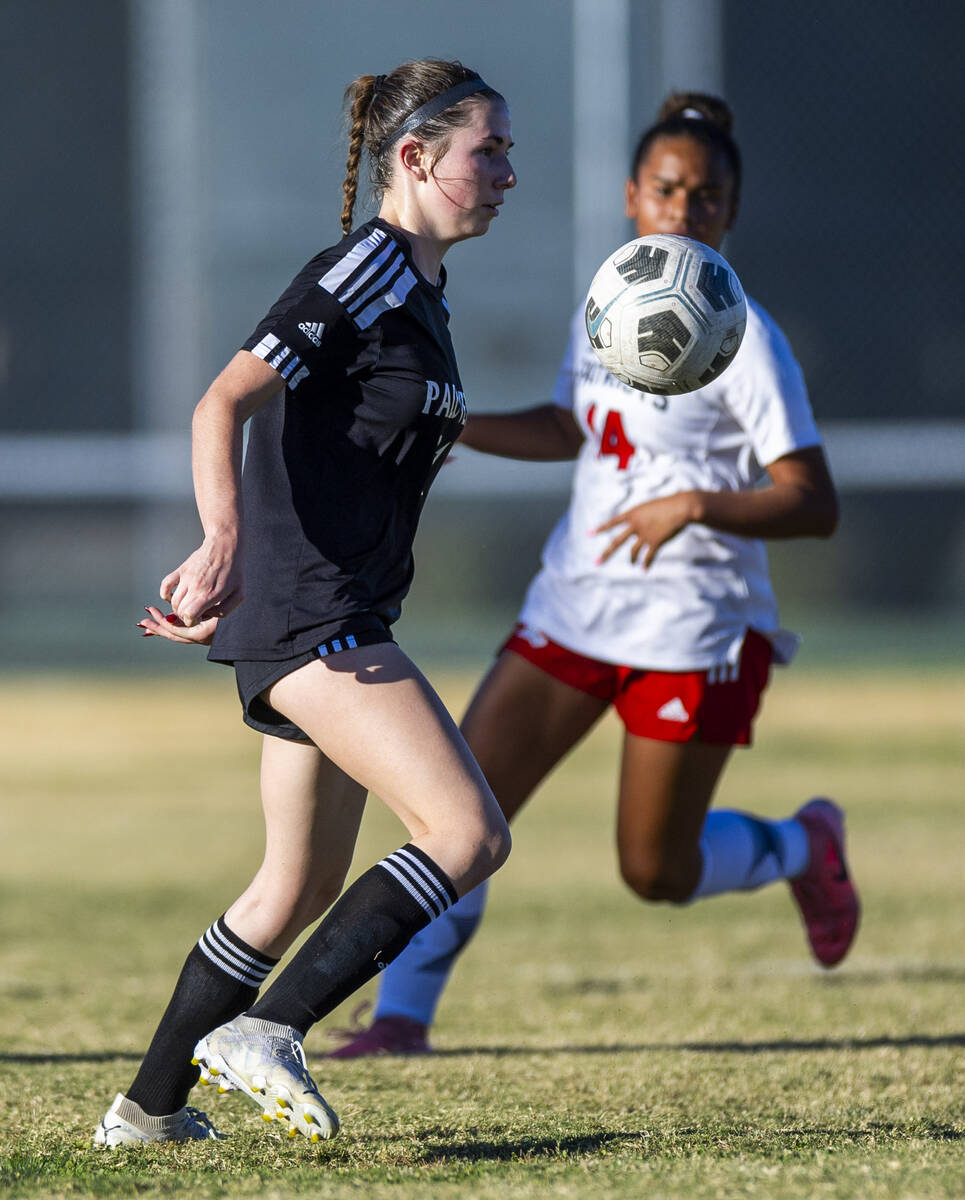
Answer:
[
  {"left": 247, "top": 844, "right": 458, "bottom": 1035},
  {"left": 126, "top": 916, "right": 278, "bottom": 1116}
]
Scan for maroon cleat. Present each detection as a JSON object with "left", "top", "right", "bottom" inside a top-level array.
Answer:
[
  {"left": 326, "top": 1015, "right": 431, "bottom": 1060},
  {"left": 790, "top": 798, "right": 860, "bottom": 968}
]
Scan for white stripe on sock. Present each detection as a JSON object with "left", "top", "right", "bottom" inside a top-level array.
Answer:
[
  {"left": 198, "top": 924, "right": 273, "bottom": 987},
  {"left": 378, "top": 860, "right": 438, "bottom": 916},
  {"left": 197, "top": 936, "right": 264, "bottom": 986},
  {"left": 207, "top": 922, "right": 274, "bottom": 977},
  {"left": 393, "top": 848, "right": 452, "bottom": 910},
  {"left": 385, "top": 857, "right": 444, "bottom": 917}
]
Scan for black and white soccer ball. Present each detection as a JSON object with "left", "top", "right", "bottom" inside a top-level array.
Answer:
[{"left": 584, "top": 234, "right": 747, "bottom": 395}]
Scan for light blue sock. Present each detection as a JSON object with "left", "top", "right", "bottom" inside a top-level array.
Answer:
[
  {"left": 691, "top": 809, "right": 810, "bottom": 900},
  {"left": 374, "top": 880, "right": 489, "bottom": 1025}
]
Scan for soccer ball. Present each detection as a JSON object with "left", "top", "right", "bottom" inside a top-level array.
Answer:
[{"left": 584, "top": 234, "right": 747, "bottom": 395}]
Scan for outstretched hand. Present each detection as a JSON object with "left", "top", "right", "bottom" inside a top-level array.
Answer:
[
  {"left": 138, "top": 605, "right": 218, "bottom": 646},
  {"left": 594, "top": 492, "right": 696, "bottom": 569}
]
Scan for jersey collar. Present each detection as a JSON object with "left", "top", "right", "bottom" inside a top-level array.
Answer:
[{"left": 370, "top": 217, "right": 448, "bottom": 302}]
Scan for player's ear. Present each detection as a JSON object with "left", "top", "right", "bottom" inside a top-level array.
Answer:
[
  {"left": 624, "top": 176, "right": 639, "bottom": 220},
  {"left": 399, "top": 139, "right": 429, "bottom": 183}
]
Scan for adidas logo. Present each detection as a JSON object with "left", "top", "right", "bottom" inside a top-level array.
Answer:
[
  {"left": 656, "top": 696, "right": 690, "bottom": 723},
  {"left": 298, "top": 321, "right": 325, "bottom": 347},
  {"left": 516, "top": 624, "right": 549, "bottom": 649}
]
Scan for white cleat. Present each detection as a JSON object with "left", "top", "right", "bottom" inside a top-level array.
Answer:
[
  {"left": 94, "top": 1092, "right": 224, "bottom": 1148},
  {"left": 193, "top": 1015, "right": 339, "bottom": 1142}
]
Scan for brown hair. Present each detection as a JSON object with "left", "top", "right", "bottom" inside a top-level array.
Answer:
[
  {"left": 340, "top": 59, "right": 503, "bottom": 235},
  {"left": 631, "top": 91, "right": 742, "bottom": 207}
]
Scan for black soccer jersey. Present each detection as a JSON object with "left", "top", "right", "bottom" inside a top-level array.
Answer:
[{"left": 209, "top": 218, "right": 468, "bottom": 663}]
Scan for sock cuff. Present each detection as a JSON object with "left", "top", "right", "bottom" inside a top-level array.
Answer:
[
  {"left": 196, "top": 916, "right": 278, "bottom": 988},
  {"left": 115, "top": 1093, "right": 182, "bottom": 1129},
  {"left": 376, "top": 844, "right": 458, "bottom": 918}
]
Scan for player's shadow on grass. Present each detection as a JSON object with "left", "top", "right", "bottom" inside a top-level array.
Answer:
[
  {"left": 3, "top": 1031, "right": 964, "bottom": 1064},
  {"left": 423, "top": 1031, "right": 965, "bottom": 1056},
  {"left": 383, "top": 1123, "right": 962, "bottom": 1165},
  {"left": 554, "top": 965, "right": 965, "bottom": 993},
  {"left": 0, "top": 1051, "right": 143, "bottom": 1064},
  {"left": 404, "top": 1130, "right": 652, "bottom": 1162}
]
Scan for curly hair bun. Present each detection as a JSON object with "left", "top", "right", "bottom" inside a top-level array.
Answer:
[{"left": 657, "top": 91, "right": 733, "bottom": 133}]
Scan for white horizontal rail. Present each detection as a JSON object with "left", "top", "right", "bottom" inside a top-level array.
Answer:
[
  {"left": 820, "top": 422, "right": 965, "bottom": 487},
  {"left": 0, "top": 434, "right": 193, "bottom": 500},
  {"left": 1, "top": 423, "right": 964, "bottom": 499}
]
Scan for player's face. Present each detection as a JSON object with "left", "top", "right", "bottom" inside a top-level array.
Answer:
[
  {"left": 625, "top": 135, "right": 737, "bottom": 250},
  {"left": 424, "top": 98, "right": 516, "bottom": 240}
]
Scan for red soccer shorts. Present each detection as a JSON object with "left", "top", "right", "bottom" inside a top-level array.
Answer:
[{"left": 503, "top": 626, "right": 773, "bottom": 746}]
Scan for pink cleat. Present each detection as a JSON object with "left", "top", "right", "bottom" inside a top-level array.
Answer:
[
  {"left": 326, "top": 1015, "right": 431, "bottom": 1060},
  {"left": 790, "top": 798, "right": 860, "bottom": 968}
]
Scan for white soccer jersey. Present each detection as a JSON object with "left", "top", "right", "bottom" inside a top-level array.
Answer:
[{"left": 518, "top": 297, "right": 822, "bottom": 670}]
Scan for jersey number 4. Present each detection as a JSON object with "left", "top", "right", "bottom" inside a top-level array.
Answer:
[{"left": 586, "top": 404, "right": 635, "bottom": 470}]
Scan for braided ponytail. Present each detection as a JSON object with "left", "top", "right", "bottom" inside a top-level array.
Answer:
[
  {"left": 341, "top": 75, "right": 378, "bottom": 235},
  {"left": 339, "top": 59, "right": 502, "bottom": 235}
]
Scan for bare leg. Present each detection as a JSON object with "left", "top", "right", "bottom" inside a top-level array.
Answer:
[
  {"left": 462, "top": 650, "right": 611, "bottom": 820},
  {"left": 225, "top": 736, "right": 367, "bottom": 956},
  {"left": 264, "top": 643, "right": 512, "bottom": 892},
  {"left": 616, "top": 735, "right": 732, "bottom": 901},
  {"left": 615, "top": 733, "right": 859, "bottom": 967}
]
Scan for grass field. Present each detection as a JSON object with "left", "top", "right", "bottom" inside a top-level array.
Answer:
[{"left": 0, "top": 665, "right": 962, "bottom": 1198}]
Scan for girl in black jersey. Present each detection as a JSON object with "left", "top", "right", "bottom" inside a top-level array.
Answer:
[{"left": 95, "top": 59, "right": 515, "bottom": 1148}]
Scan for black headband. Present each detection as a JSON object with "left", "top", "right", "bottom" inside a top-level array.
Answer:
[{"left": 379, "top": 75, "right": 491, "bottom": 154}]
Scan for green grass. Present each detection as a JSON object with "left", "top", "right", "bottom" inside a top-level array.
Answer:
[{"left": 0, "top": 667, "right": 963, "bottom": 1198}]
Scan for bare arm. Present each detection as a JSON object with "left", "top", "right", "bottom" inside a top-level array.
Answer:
[
  {"left": 597, "top": 445, "right": 839, "bottom": 568},
  {"left": 458, "top": 404, "right": 585, "bottom": 461},
  {"left": 160, "top": 350, "right": 284, "bottom": 627}
]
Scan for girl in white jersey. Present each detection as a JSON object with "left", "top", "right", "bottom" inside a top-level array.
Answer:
[
  {"left": 94, "top": 59, "right": 515, "bottom": 1146},
  {"left": 333, "top": 92, "right": 860, "bottom": 1059}
]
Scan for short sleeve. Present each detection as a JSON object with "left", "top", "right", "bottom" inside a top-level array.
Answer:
[
  {"left": 723, "top": 303, "right": 821, "bottom": 467},
  {"left": 551, "top": 306, "right": 586, "bottom": 411},
  {"left": 243, "top": 271, "right": 369, "bottom": 393}
]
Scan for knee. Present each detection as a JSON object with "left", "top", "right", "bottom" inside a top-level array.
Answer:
[
  {"left": 477, "top": 812, "right": 512, "bottom": 877},
  {"left": 459, "top": 812, "right": 512, "bottom": 891},
  {"left": 490, "top": 819, "right": 512, "bottom": 873},
  {"left": 618, "top": 849, "right": 699, "bottom": 904}
]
